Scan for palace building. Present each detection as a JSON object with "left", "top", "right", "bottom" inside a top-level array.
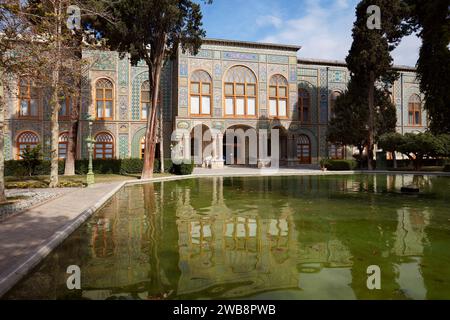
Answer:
[{"left": 1, "top": 38, "right": 425, "bottom": 167}]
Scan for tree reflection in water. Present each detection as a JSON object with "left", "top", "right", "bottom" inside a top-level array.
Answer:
[{"left": 5, "top": 175, "right": 450, "bottom": 300}]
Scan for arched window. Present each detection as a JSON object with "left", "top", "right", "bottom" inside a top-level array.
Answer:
[
  {"left": 94, "top": 132, "right": 114, "bottom": 159},
  {"left": 296, "top": 135, "right": 311, "bottom": 164},
  {"left": 224, "top": 66, "right": 257, "bottom": 117},
  {"left": 329, "top": 143, "right": 344, "bottom": 160},
  {"left": 299, "top": 88, "right": 311, "bottom": 123},
  {"left": 269, "top": 74, "right": 288, "bottom": 118},
  {"left": 59, "top": 132, "right": 69, "bottom": 159},
  {"left": 16, "top": 131, "right": 39, "bottom": 159},
  {"left": 18, "top": 79, "right": 39, "bottom": 118},
  {"left": 330, "top": 90, "right": 341, "bottom": 118},
  {"left": 190, "top": 70, "right": 212, "bottom": 116},
  {"left": 408, "top": 94, "right": 422, "bottom": 125},
  {"left": 95, "top": 79, "right": 114, "bottom": 120},
  {"left": 140, "top": 80, "right": 150, "bottom": 120}
]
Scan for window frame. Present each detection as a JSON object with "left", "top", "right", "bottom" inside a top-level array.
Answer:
[
  {"left": 189, "top": 70, "right": 212, "bottom": 117},
  {"left": 408, "top": 94, "right": 422, "bottom": 126},
  {"left": 296, "top": 135, "right": 311, "bottom": 164},
  {"left": 298, "top": 88, "right": 311, "bottom": 123},
  {"left": 223, "top": 66, "right": 258, "bottom": 118},
  {"left": 16, "top": 131, "right": 39, "bottom": 160},
  {"left": 95, "top": 79, "right": 114, "bottom": 121},
  {"left": 58, "top": 132, "right": 69, "bottom": 159},
  {"left": 18, "top": 79, "right": 39, "bottom": 119},
  {"left": 94, "top": 132, "right": 115, "bottom": 160},
  {"left": 268, "top": 75, "right": 289, "bottom": 119}
]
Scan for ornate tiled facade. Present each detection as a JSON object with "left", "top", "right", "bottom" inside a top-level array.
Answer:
[{"left": 2, "top": 39, "right": 424, "bottom": 166}]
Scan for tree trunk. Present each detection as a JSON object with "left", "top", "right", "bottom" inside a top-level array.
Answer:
[
  {"left": 49, "top": 4, "right": 62, "bottom": 188},
  {"left": 64, "top": 32, "right": 82, "bottom": 176},
  {"left": 0, "top": 94, "right": 7, "bottom": 203},
  {"left": 49, "top": 89, "right": 61, "bottom": 188},
  {"left": 367, "top": 71, "right": 375, "bottom": 170},
  {"left": 141, "top": 59, "right": 163, "bottom": 179},
  {"left": 357, "top": 145, "right": 364, "bottom": 169},
  {"left": 159, "top": 102, "right": 164, "bottom": 174},
  {"left": 64, "top": 112, "right": 78, "bottom": 176},
  {"left": 392, "top": 151, "right": 397, "bottom": 169}
]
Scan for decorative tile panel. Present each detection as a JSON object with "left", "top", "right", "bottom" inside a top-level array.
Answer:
[
  {"left": 222, "top": 51, "right": 259, "bottom": 61},
  {"left": 267, "top": 55, "right": 289, "bottom": 64},
  {"left": 319, "top": 68, "right": 328, "bottom": 124},
  {"left": 118, "top": 56, "right": 129, "bottom": 86},
  {"left": 131, "top": 72, "right": 149, "bottom": 120},
  {"left": 119, "top": 134, "right": 129, "bottom": 159}
]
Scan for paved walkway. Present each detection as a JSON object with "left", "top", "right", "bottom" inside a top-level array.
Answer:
[{"left": 0, "top": 182, "right": 124, "bottom": 297}]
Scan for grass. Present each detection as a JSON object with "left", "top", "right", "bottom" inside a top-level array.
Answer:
[{"left": 5, "top": 173, "right": 172, "bottom": 189}]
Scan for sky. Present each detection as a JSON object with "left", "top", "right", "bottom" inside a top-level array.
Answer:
[{"left": 199, "top": 0, "right": 421, "bottom": 67}]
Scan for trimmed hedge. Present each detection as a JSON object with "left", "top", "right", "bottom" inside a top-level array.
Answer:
[
  {"left": 169, "top": 162, "right": 194, "bottom": 175},
  {"left": 4, "top": 158, "right": 196, "bottom": 176},
  {"left": 325, "top": 160, "right": 358, "bottom": 171},
  {"left": 5, "top": 158, "right": 160, "bottom": 176}
]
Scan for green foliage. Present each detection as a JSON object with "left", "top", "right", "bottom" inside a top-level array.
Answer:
[
  {"left": 407, "top": 0, "right": 450, "bottom": 134},
  {"left": 169, "top": 161, "right": 194, "bottom": 175},
  {"left": 327, "top": 84, "right": 397, "bottom": 148},
  {"left": 320, "top": 158, "right": 331, "bottom": 169},
  {"left": 19, "top": 145, "right": 42, "bottom": 176},
  {"left": 324, "top": 160, "right": 358, "bottom": 171},
  {"left": 378, "top": 132, "right": 405, "bottom": 152}
]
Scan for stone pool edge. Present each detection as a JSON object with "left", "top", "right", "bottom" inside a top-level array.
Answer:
[{"left": 1, "top": 169, "right": 449, "bottom": 297}]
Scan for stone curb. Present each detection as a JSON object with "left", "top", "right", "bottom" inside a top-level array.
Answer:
[{"left": 1, "top": 169, "right": 449, "bottom": 297}]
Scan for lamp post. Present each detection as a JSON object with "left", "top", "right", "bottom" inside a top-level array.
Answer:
[{"left": 86, "top": 115, "right": 95, "bottom": 186}]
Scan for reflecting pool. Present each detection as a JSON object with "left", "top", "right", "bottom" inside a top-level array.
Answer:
[{"left": 5, "top": 174, "right": 450, "bottom": 300}]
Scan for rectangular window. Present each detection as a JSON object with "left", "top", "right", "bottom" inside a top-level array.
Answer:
[
  {"left": 247, "top": 84, "right": 256, "bottom": 96},
  {"left": 269, "top": 86, "right": 277, "bottom": 97},
  {"left": 191, "top": 82, "right": 200, "bottom": 94},
  {"left": 247, "top": 98, "right": 256, "bottom": 116},
  {"left": 105, "top": 101, "right": 112, "bottom": 118},
  {"left": 279, "top": 100, "right": 287, "bottom": 117},
  {"left": 201, "top": 96, "right": 211, "bottom": 114},
  {"left": 97, "top": 102, "right": 103, "bottom": 118},
  {"left": 236, "top": 98, "right": 245, "bottom": 115},
  {"left": 225, "top": 83, "right": 234, "bottom": 95},
  {"left": 236, "top": 84, "right": 245, "bottom": 95},
  {"left": 279, "top": 87, "right": 287, "bottom": 97},
  {"left": 269, "top": 99, "right": 277, "bottom": 116},
  {"left": 141, "top": 103, "right": 149, "bottom": 119},
  {"left": 202, "top": 83, "right": 210, "bottom": 95},
  {"left": 225, "top": 98, "right": 234, "bottom": 115},
  {"left": 415, "top": 111, "right": 421, "bottom": 125},
  {"left": 191, "top": 96, "right": 200, "bottom": 114}
]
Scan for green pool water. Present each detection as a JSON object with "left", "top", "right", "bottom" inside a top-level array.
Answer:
[{"left": 5, "top": 174, "right": 450, "bottom": 300}]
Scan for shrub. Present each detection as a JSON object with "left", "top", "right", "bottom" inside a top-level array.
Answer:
[
  {"left": 169, "top": 161, "right": 194, "bottom": 175},
  {"left": 20, "top": 145, "right": 42, "bottom": 176},
  {"left": 320, "top": 158, "right": 331, "bottom": 169},
  {"left": 325, "top": 160, "right": 358, "bottom": 171},
  {"left": 5, "top": 158, "right": 162, "bottom": 176}
]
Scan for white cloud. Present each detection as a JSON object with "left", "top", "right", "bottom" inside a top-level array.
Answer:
[
  {"left": 259, "top": 0, "right": 354, "bottom": 62},
  {"left": 256, "top": 15, "right": 283, "bottom": 29},
  {"left": 392, "top": 33, "right": 421, "bottom": 67},
  {"left": 256, "top": 0, "right": 419, "bottom": 67}
]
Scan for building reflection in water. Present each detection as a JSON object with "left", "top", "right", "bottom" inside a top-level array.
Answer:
[{"left": 8, "top": 174, "right": 448, "bottom": 300}]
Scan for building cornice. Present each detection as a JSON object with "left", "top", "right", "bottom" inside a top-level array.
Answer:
[
  {"left": 298, "top": 58, "right": 416, "bottom": 72},
  {"left": 203, "top": 38, "right": 301, "bottom": 53}
]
